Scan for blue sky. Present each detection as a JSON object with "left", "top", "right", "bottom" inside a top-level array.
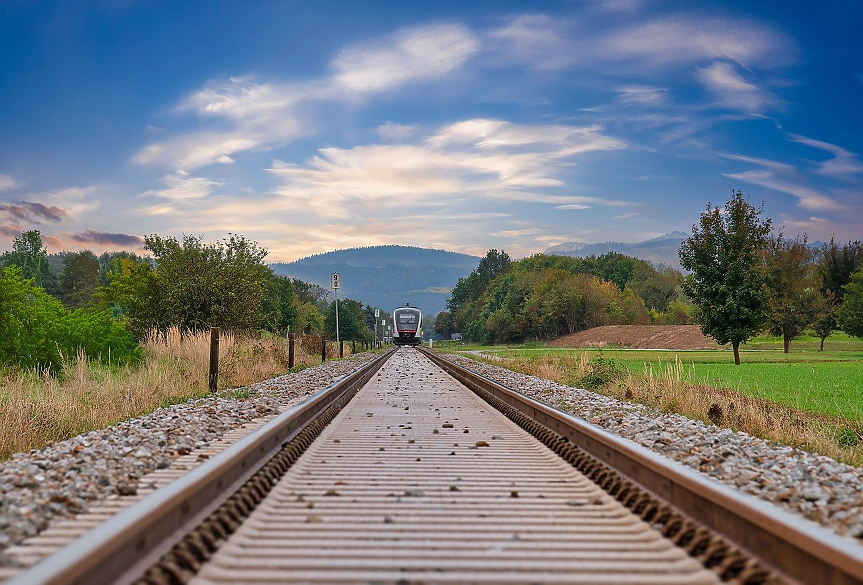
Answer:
[{"left": 1, "top": 0, "right": 861, "bottom": 262}]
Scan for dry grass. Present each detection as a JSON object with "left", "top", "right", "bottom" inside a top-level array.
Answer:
[
  {"left": 474, "top": 352, "right": 863, "bottom": 467},
  {"left": 0, "top": 328, "right": 348, "bottom": 460}
]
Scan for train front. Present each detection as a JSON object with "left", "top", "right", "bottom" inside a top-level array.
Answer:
[{"left": 393, "top": 306, "right": 422, "bottom": 346}]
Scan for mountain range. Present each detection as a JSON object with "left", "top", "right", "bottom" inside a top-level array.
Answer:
[
  {"left": 270, "top": 246, "right": 480, "bottom": 317},
  {"left": 544, "top": 231, "right": 690, "bottom": 269}
]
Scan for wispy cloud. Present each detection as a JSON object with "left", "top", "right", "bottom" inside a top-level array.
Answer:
[
  {"left": 616, "top": 86, "right": 668, "bottom": 107},
  {"left": 0, "top": 174, "right": 18, "bottom": 191},
  {"left": 485, "top": 14, "right": 574, "bottom": 69},
  {"left": 266, "top": 118, "right": 625, "bottom": 217},
  {"left": 135, "top": 24, "right": 477, "bottom": 171},
  {"left": 697, "top": 61, "right": 778, "bottom": 113},
  {"left": 377, "top": 122, "right": 419, "bottom": 141},
  {"left": 722, "top": 153, "right": 846, "bottom": 211},
  {"left": 787, "top": 133, "right": 863, "bottom": 180},
  {"left": 331, "top": 23, "right": 477, "bottom": 92},
  {"left": 600, "top": 16, "right": 793, "bottom": 68},
  {"left": 140, "top": 174, "right": 222, "bottom": 201},
  {"left": 554, "top": 204, "right": 591, "bottom": 210}
]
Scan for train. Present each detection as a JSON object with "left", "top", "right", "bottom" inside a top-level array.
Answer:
[{"left": 392, "top": 305, "right": 422, "bottom": 346}]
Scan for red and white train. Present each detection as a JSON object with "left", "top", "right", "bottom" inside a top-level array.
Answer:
[{"left": 392, "top": 305, "right": 422, "bottom": 346}]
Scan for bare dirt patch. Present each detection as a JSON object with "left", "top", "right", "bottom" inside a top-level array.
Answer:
[{"left": 550, "top": 325, "right": 723, "bottom": 351}]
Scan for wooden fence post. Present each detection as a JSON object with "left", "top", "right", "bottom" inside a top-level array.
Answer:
[
  {"left": 352, "top": 340, "right": 356, "bottom": 354},
  {"left": 209, "top": 327, "right": 220, "bottom": 392},
  {"left": 321, "top": 335, "right": 327, "bottom": 363},
  {"left": 339, "top": 340, "right": 344, "bottom": 358},
  {"left": 288, "top": 333, "right": 295, "bottom": 369}
]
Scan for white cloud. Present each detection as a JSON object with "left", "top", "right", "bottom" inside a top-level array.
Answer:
[
  {"left": 135, "top": 24, "right": 477, "bottom": 172},
  {"left": 0, "top": 174, "right": 18, "bottom": 191},
  {"left": 723, "top": 168, "right": 844, "bottom": 212},
  {"left": 216, "top": 155, "right": 236, "bottom": 164},
  {"left": 555, "top": 204, "right": 591, "bottom": 210},
  {"left": 787, "top": 133, "right": 863, "bottom": 179},
  {"left": 601, "top": 17, "right": 793, "bottom": 68},
  {"left": 377, "top": 122, "right": 419, "bottom": 141},
  {"left": 492, "top": 228, "right": 542, "bottom": 237},
  {"left": 140, "top": 174, "right": 222, "bottom": 201},
  {"left": 267, "top": 118, "right": 626, "bottom": 217},
  {"left": 331, "top": 24, "right": 477, "bottom": 92},
  {"left": 616, "top": 86, "right": 668, "bottom": 107},
  {"left": 486, "top": 14, "right": 574, "bottom": 69},
  {"left": 697, "top": 62, "right": 778, "bottom": 113}
]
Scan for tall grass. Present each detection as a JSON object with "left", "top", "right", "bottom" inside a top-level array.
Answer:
[
  {"left": 468, "top": 351, "right": 863, "bottom": 467},
  {"left": 0, "top": 328, "right": 337, "bottom": 460}
]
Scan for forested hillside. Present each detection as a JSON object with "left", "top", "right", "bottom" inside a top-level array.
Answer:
[{"left": 271, "top": 245, "right": 479, "bottom": 316}]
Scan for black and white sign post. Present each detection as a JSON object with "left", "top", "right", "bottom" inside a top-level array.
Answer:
[
  {"left": 331, "top": 272, "right": 340, "bottom": 346},
  {"left": 374, "top": 309, "right": 379, "bottom": 343}
]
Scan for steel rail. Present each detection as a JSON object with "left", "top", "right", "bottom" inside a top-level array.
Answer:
[
  {"left": 421, "top": 348, "right": 863, "bottom": 585},
  {"left": 9, "top": 349, "right": 395, "bottom": 585}
]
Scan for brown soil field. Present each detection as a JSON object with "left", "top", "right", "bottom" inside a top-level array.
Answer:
[{"left": 550, "top": 325, "right": 724, "bottom": 350}]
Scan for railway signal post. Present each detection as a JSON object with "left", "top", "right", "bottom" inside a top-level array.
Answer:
[{"left": 331, "top": 272, "right": 340, "bottom": 347}]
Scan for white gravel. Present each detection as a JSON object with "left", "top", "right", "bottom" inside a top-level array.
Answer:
[
  {"left": 0, "top": 354, "right": 377, "bottom": 563},
  {"left": 440, "top": 352, "right": 863, "bottom": 543}
]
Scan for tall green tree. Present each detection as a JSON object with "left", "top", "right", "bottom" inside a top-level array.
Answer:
[
  {"left": 679, "top": 190, "right": 772, "bottom": 365},
  {"left": 0, "top": 230, "right": 53, "bottom": 289},
  {"left": 837, "top": 271, "right": 863, "bottom": 338},
  {"left": 60, "top": 250, "right": 101, "bottom": 309},
  {"left": 260, "top": 271, "right": 300, "bottom": 334},
  {"left": 764, "top": 234, "right": 820, "bottom": 353},
  {"left": 326, "top": 298, "right": 372, "bottom": 341},
  {"left": 814, "top": 239, "right": 863, "bottom": 349}
]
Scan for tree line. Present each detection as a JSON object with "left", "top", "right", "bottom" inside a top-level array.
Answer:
[
  {"left": 0, "top": 230, "right": 390, "bottom": 371},
  {"left": 438, "top": 249, "right": 688, "bottom": 344},
  {"left": 680, "top": 190, "right": 862, "bottom": 364},
  {"left": 437, "top": 190, "right": 863, "bottom": 363}
]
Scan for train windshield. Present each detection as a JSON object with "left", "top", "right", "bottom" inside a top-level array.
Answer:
[{"left": 397, "top": 313, "right": 418, "bottom": 325}]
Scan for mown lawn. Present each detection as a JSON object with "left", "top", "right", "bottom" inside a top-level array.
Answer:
[{"left": 449, "top": 333, "right": 863, "bottom": 422}]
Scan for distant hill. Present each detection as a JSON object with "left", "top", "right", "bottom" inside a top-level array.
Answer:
[
  {"left": 270, "top": 245, "right": 480, "bottom": 316},
  {"left": 545, "top": 231, "right": 689, "bottom": 269}
]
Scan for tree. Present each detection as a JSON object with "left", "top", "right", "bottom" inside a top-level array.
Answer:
[
  {"left": 0, "top": 230, "right": 53, "bottom": 289},
  {"left": 433, "top": 311, "right": 456, "bottom": 337},
  {"left": 260, "top": 271, "right": 299, "bottom": 334},
  {"left": 60, "top": 250, "right": 101, "bottom": 309},
  {"left": 1, "top": 265, "right": 139, "bottom": 370},
  {"left": 764, "top": 234, "right": 819, "bottom": 353},
  {"left": 679, "top": 190, "right": 772, "bottom": 365},
  {"left": 837, "top": 271, "right": 863, "bottom": 338},
  {"left": 326, "top": 298, "right": 372, "bottom": 341},
  {"left": 814, "top": 239, "right": 863, "bottom": 349}
]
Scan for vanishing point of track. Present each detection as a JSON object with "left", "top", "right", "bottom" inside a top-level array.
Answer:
[{"left": 9, "top": 348, "right": 863, "bottom": 584}]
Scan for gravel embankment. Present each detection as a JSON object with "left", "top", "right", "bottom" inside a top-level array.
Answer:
[
  {"left": 441, "top": 352, "right": 863, "bottom": 542},
  {"left": 0, "top": 354, "right": 377, "bottom": 559}
]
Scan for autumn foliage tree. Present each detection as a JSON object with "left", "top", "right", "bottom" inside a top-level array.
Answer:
[{"left": 679, "top": 190, "right": 771, "bottom": 365}]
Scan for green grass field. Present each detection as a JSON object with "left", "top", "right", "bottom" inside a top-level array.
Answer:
[{"left": 443, "top": 333, "right": 863, "bottom": 422}]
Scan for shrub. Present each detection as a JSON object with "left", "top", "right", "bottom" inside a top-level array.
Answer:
[
  {"left": 0, "top": 266, "right": 140, "bottom": 371},
  {"left": 578, "top": 354, "right": 624, "bottom": 389}
]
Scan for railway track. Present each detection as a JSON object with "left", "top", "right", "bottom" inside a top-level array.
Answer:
[{"left": 8, "top": 348, "right": 863, "bottom": 584}]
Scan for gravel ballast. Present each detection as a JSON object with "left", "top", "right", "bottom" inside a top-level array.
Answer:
[
  {"left": 3, "top": 348, "right": 862, "bottom": 569},
  {"left": 0, "top": 353, "right": 377, "bottom": 563},
  {"left": 440, "top": 352, "right": 863, "bottom": 543}
]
